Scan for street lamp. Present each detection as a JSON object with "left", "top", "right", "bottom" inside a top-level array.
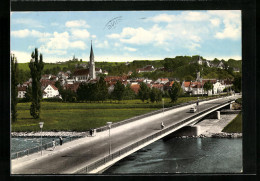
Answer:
[
  {"left": 107, "top": 122, "right": 112, "bottom": 155},
  {"left": 197, "top": 97, "right": 199, "bottom": 112},
  {"left": 39, "top": 122, "right": 44, "bottom": 156},
  {"left": 162, "top": 98, "right": 165, "bottom": 114}
]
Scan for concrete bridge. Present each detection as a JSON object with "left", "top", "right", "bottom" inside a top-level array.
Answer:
[{"left": 11, "top": 95, "right": 241, "bottom": 174}]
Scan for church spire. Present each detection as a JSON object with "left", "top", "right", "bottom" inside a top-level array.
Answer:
[
  {"left": 89, "top": 40, "right": 96, "bottom": 79},
  {"left": 90, "top": 40, "right": 94, "bottom": 59}
]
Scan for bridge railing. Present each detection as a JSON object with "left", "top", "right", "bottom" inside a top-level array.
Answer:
[
  {"left": 77, "top": 99, "right": 232, "bottom": 174},
  {"left": 11, "top": 136, "right": 82, "bottom": 160},
  {"left": 96, "top": 95, "right": 228, "bottom": 132}
]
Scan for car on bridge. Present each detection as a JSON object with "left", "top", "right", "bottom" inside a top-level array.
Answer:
[{"left": 190, "top": 107, "right": 197, "bottom": 113}]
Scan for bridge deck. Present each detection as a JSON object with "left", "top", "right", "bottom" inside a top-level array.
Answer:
[{"left": 11, "top": 95, "right": 240, "bottom": 174}]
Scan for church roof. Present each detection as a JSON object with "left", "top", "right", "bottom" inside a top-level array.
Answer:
[{"left": 73, "top": 69, "right": 89, "bottom": 76}]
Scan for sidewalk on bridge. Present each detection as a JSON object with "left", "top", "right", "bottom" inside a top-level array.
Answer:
[{"left": 11, "top": 129, "right": 109, "bottom": 170}]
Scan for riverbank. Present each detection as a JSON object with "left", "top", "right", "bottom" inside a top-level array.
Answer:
[
  {"left": 11, "top": 131, "right": 87, "bottom": 137},
  {"left": 178, "top": 109, "right": 242, "bottom": 139}
]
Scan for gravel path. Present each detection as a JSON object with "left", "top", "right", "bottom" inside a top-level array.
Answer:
[{"left": 195, "top": 109, "right": 242, "bottom": 138}]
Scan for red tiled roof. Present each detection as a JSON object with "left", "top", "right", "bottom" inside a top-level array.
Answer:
[
  {"left": 152, "top": 84, "right": 164, "bottom": 88},
  {"left": 190, "top": 82, "right": 204, "bottom": 88},
  {"left": 18, "top": 86, "right": 27, "bottom": 91},
  {"left": 183, "top": 81, "right": 191, "bottom": 87},
  {"left": 73, "top": 69, "right": 89, "bottom": 76},
  {"left": 50, "top": 84, "right": 58, "bottom": 90},
  {"left": 130, "top": 84, "right": 140, "bottom": 94},
  {"left": 64, "top": 83, "right": 80, "bottom": 92},
  {"left": 40, "top": 79, "right": 55, "bottom": 87}
]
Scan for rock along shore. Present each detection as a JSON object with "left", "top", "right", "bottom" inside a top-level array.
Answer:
[
  {"left": 11, "top": 131, "right": 88, "bottom": 138},
  {"left": 178, "top": 132, "right": 242, "bottom": 139}
]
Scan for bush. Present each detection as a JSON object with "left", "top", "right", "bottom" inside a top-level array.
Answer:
[
  {"left": 235, "top": 98, "right": 242, "bottom": 105},
  {"left": 18, "top": 98, "right": 29, "bottom": 103},
  {"left": 43, "top": 97, "right": 62, "bottom": 102}
]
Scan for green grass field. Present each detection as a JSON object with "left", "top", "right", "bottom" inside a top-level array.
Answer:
[
  {"left": 222, "top": 111, "right": 242, "bottom": 133},
  {"left": 12, "top": 97, "right": 204, "bottom": 132}
]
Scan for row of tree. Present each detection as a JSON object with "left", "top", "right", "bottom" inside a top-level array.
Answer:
[{"left": 11, "top": 48, "right": 44, "bottom": 122}]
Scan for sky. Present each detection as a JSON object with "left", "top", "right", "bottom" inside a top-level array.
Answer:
[{"left": 11, "top": 11, "right": 241, "bottom": 63}]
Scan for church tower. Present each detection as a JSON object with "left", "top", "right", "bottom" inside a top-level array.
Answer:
[{"left": 89, "top": 41, "right": 96, "bottom": 79}]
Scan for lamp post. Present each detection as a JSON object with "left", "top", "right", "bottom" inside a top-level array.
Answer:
[
  {"left": 39, "top": 122, "right": 44, "bottom": 156},
  {"left": 197, "top": 97, "right": 199, "bottom": 112},
  {"left": 162, "top": 98, "right": 165, "bottom": 114},
  {"left": 107, "top": 122, "right": 112, "bottom": 155}
]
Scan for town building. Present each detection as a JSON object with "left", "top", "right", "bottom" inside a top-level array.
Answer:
[
  {"left": 42, "top": 84, "right": 60, "bottom": 99},
  {"left": 17, "top": 86, "right": 27, "bottom": 98}
]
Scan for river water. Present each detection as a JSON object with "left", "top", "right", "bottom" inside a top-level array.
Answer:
[{"left": 104, "top": 137, "right": 242, "bottom": 174}]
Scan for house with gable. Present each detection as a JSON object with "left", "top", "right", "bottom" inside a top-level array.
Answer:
[
  {"left": 136, "top": 65, "right": 156, "bottom": 73},
  {"left": 17, "top": 86, "right": 27, "bottom": 98},
  {"left": 42, "top": 84, "right": 60, "bottom": 99}
]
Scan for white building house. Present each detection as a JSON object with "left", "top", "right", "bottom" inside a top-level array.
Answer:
[
  {"left": 212, "top": 82, "right": 225, "bottom": 94},
  {"left": 17, "top": 86, "right": 27, "bottom": 98},
  {"left": 43, "top": 84, "right": 60, "bottom": 99}
]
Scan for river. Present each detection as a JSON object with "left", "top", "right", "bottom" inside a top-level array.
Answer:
[{"left": 104, "top": 137, "right": 242, "bottom": 174}]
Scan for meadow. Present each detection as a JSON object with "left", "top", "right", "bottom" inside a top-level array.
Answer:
[
  {"left": 12, "top": 97, "right": 201, "bottom": 132},
  {"left": 222, "top": 111, "right": 242, "bottom": 133}
]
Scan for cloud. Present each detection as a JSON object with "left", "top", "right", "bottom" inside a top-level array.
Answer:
[
  {"left": 39, "top": 31, "right": 87, "bottom": 55},
  {"left": 124, "top": 47, "right": 137, "bottom": 52},
  {"left": 208, "top": 10, "right": 241, "bottom": 40},
  {"left": 10, "top": 50, "right": 31, "bottom": 63},
  {"left": 96, "top": 40, "right": 109, "bottom": 48},
  {"left": 39, "top": 46, "right": 67, "bottom": 56},
  {"left": 147, "top": 11, "right": 210, "bottom": 23},
  {"left": 70, "top": 41, "right": 87, "bottom": 49},
  {"left": 148, "top": 13, "right": 175, "bottom": 23},
  {"left": 185, "top": 42, "right": 201, "bottom": 51},
  {"left": 210, "top": 18, "right": 220, "bottom": 27},
  {"left": 12, "top": 18, "right": 44, "bottom": 28},
  {"left": 46, "top": 32, "right": 70, "bottom": 50},
  {"left": 108, "top": 25, "right": 172, "bottom": 45},
  {"left": 91, "top": 35, "right": 96, "bottom": 39},
  {"left": 11, "top": 29, "right": 51, "bottom": 38},
  {"left": 65, "top": 20, "right": 90, "bottom": 28},
  {"left": 70, "top": 29, "right": 90, "bottom": 39},
  {"left": 182, "top": 11, "right": 210, "bottom": 21}
]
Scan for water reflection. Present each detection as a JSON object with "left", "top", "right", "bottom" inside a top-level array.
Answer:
[{"left": 104, "top": 138, "right": 242, "bottom": 174}]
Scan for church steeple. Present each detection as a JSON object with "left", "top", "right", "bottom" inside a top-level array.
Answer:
[
  {"left": 89, "top": 40, "right": 96, "bottom": 79},
  {"left": 90, "top": 40, "right": 94, "bottom": 60}
]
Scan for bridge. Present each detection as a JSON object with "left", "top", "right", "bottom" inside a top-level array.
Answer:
[{"left": 11, "top": 95, "right": 241, "bottom": 174}]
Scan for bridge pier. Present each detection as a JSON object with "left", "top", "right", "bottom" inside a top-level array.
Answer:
[{"left": 163, "top": 126, "right": 201, "bottom": 139}]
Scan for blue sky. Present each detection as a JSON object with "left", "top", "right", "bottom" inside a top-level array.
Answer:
[{"left": 11, "top": 11, "right": 241, "bottom": 63}]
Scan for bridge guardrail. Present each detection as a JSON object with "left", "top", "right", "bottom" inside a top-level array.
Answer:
[
  {"left": 11, "top": 136, "right": 82, "bottom": 160},
  {"left": 95, "top": 95, "right": 229, "bottom": 132},
  {"left": 77, "top": 99, "right": 232, "bottom": 174}
]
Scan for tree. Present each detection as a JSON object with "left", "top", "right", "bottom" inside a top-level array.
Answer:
[
  {"left": 29, "top": 48, "right": 44, "bottom": 119},
  {"left": 168, "top": 82, "right": 181, "bottom": 103},
  {"left": 24, "top": 86, "right": 32, "bottom": 102},
  {"left": 150, "top": 87, "right": 162, "bottom": 103},
  {"left": 123, "top": 84, "right": 136, "bottom": 100},
  {"left": 96, "top": 77, "right": 108, "bottom": 102},
  {"left": 112, "top": 80, "right": 125, "bottom": 102},
  {"left": 203, "top": 81, "right": 213, "bottom": 95},
  {"left": 76, "top": 82, "right": 88, "bottom": 102},
  {"left": 138, "top": 82, "right": 150, "bottom": 102},
  {"left": 11, "top": 54, "right": 18, "bottom": 122},
  {"left": 232, "top": 74, "right": 242, "bottom": 93}
]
